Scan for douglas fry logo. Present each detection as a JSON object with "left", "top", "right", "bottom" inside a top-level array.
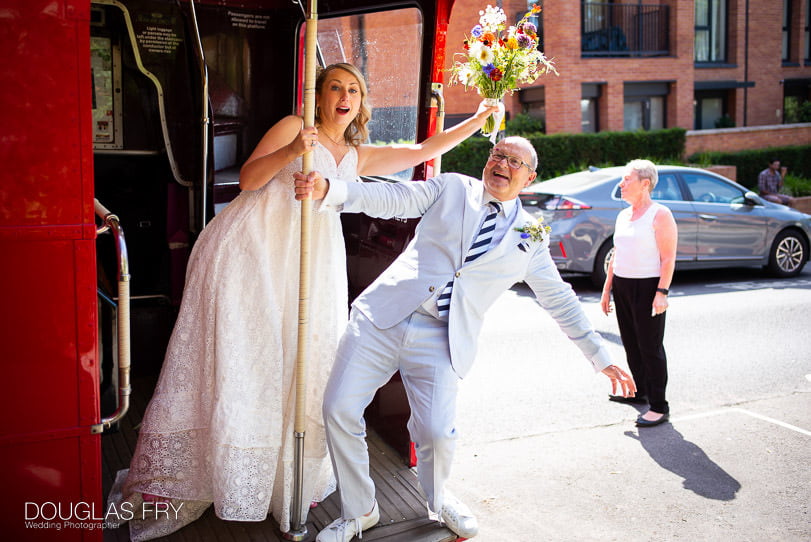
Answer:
[{"left": 24, "top": 500, "right": 184, "bottom": 530}]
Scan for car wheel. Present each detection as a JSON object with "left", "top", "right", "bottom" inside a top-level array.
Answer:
[
  {"left": 591, "top": 240, "right": 614, "bottom": 287},
  {"left": 767, "top": 229, "right": 808, "bottom": 278}
]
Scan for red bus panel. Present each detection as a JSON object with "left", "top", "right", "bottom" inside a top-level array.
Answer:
[{"left": 0, "top": 0, "right": 101, "bottom": 539}]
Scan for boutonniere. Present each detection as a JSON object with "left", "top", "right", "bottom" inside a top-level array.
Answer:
[{"left": 514, "top": 218, "right": 551, "bottom": 243}]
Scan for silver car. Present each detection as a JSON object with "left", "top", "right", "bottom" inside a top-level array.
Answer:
[{"left": 519, "top": 165, "right": 811, "bottom": 286}]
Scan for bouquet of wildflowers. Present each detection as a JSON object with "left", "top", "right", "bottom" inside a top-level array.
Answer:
[{"left": 449, "top": 4, "right": 557, "bottom": 141}]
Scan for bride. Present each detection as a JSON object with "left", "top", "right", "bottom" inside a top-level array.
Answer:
[{"left": 108, "top": 62, "right": 499, "bottom": 540}]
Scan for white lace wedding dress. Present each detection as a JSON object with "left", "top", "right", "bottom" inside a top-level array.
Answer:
[{"left": 108, "top": 143, "right": 357, "bottom": 540}]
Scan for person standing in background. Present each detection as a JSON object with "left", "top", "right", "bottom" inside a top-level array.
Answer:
[{"left": 601, "top": 159, "right": 677, "bottom": 428}]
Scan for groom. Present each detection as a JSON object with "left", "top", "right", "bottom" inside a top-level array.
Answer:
[{"left": 294, "top": 136, "right": 636, "bottom": 541}]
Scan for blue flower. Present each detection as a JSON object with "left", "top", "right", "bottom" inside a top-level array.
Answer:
[
  {"left": 471, "top": 25, "right": 483, "bottom": 38},
  {"left": 482, "top": 63, "right": 496, "bottom": 75}
]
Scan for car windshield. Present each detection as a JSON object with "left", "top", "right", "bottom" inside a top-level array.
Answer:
[{"left": 530, "top": 169, "right": 623, "bottom": 194}]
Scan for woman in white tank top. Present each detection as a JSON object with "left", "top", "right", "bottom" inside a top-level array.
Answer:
[{"left": 599, "top": 159, "right": 678, "bottom": 427}]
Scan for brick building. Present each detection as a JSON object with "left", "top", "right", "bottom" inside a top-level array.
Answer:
[{"left": 443, "top": 0, "right": 811, "bottom": 135}]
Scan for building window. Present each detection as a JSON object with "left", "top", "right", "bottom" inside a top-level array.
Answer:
[
  {"left": 695, "top": 0, "right": 727, "bottom": 63},
  {"left": 524, "top": 1, "right": 544, "bottom": 51},
  {"left": 581, "top": 99, "right": 598, "bottom": 133},
  {"left": 518, "top": 86, "right": 547, "bottom": 131},
  {"left": 582, "top": 1, "right": 669, "bottom": 57},
  {"left": 694, "top": 90, "right": 731, "bottom": 129},
  {"left": 581, "top": 83, "right": 602, "bottom": 133},
  {"left": 624, "top": 82, "right": 668, "bottom": 131},
  {"left": 624, "top": 97, "right": 664, "bottom": 130},
  {"left": 783, "top": 0, "right": 792, "bottom": 62},
  {"left": 783, "top": 79, "right": 811, "bottom": 123}
]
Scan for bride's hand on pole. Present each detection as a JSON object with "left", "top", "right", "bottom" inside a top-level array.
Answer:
[{"left": 291, "top": 126, "right": 319, "bottom": 156}]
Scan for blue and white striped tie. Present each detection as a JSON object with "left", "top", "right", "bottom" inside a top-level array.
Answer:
[{"left": 437, "top": 201, "right": 501, "bottom": 317}]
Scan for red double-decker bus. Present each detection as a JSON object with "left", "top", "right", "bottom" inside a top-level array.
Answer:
[{"left": 0, "top": 0, "right": 456, "bottom": 539}]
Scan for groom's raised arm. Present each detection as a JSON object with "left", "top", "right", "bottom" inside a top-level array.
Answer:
[{"left": 294, "top": 170, "right": 444, "bottom": 220}]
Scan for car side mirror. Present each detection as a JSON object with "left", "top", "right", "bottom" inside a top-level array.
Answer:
[{"left": 743, "top": 191, "right": 762, "bottom": 206}]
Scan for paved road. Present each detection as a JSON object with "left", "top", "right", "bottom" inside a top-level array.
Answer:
[{"left": 448, "top": 266, "right": 811, "bottom": 541}]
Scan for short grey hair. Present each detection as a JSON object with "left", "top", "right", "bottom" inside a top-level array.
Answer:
[
  {"left": 626, "top": 159, "right": 658, "bottom": 190},
  {"left": 501, "top": 136, "right": 538, "bottom": 171}
]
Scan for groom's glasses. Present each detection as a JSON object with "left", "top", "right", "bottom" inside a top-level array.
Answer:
[{"left": 488, "top": 150, "right": 532, "bottom": 171}]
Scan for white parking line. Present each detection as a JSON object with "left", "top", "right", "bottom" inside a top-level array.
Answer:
[
  {"left": 674, "top": 407, "right": 811, "bottom": 437},
  {"left": 711, "top": 279, "right": 811, "bottom": 291}
]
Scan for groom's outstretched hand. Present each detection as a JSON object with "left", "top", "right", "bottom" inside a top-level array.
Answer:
[
  {"left": 294, "top": 171, "right": 329, "bottom": 201},
  {"left": 602, "top": 365, "right": 637, "bottom": 398}
]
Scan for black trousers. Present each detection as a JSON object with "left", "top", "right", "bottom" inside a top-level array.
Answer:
[{"left": 613, "top": 276, "right": 669, "bottom": 414}]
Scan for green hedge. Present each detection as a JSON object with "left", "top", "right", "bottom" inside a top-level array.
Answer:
[
  {"left": 688, "top": 145, "right": 811, "bottom": 191},
  {"left": 442, "top": 128, "right": 686, "bottom": 179}
]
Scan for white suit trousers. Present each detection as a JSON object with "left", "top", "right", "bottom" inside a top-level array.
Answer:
[{"left": 323, "top": 307, "right": 460, "bottom": 520}]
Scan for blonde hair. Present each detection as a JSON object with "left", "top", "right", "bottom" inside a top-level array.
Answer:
[{"left": 315, "top": 63, "right": 371, "bottom": 146}]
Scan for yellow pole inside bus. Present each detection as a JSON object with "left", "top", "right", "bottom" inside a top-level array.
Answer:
[{"left": 285, "top": 0, "right": 317, "bottom": 539}]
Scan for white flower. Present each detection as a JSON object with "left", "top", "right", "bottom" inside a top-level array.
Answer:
[
  {"left": 479, "top": 48, "right": 494, "bottom": 65},
  {"left": 469, "top": 41, "right": 494, "bottom": 65},
  {"left": 458, "top": 64, "right": 475, "bottom": 86},
  {"left": 467, "top": 40, "right": 483, "bottom": 60},
  {"left": 478, "top": 5, "right": 506, "bottom": 32}
]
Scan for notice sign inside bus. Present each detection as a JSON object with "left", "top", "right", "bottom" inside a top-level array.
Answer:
[{"left": 91, "top": 36, "right": 122, "bottom": 148}]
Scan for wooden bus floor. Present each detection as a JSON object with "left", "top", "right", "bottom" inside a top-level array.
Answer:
[{"left": 101, "top": 374, "right": 457, "bottom": 542}]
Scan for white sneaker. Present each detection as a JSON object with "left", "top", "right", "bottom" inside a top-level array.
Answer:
[
  {"left": 316, "top": 500, "right": 380, "bottom": 542},
  {"left": 440, "top": 492, "right": 478, "bottom": 539}
]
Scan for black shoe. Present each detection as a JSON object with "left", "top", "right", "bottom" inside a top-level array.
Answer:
[
  {"left": 609, "top": 394, "right": 648, "bottom": 405},
  {"left": 636, "top": 413, "right": 669, "bottom": 427}
]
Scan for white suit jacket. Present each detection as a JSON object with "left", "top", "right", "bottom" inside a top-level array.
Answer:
[{"left": 324, "top": 172, "right": 613, "bottom": 378}]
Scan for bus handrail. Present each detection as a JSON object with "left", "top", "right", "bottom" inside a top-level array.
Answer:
[
  {"left": 430, "top": 82, "right": 445, "bottom": 173},
  {"left": 93, "top": 198, "right": 131, "bottom": 434},
  {"left": 188, "top": 0, "right": 211, "bottom": 232}
]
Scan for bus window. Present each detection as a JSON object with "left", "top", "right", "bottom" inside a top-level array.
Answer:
[{"left": 315, "top": 8, "right": 423, "bottom": 180}]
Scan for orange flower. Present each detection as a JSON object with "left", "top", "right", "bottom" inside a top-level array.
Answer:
[
  {"left": 490, "top": 67, "right": 503, "bottom": 81},
  {"left": 481, "top": 32, "right": 497, "bottom": 47},
  {"left": 531, "top": 4, "right": 541, "bottom": 14}
]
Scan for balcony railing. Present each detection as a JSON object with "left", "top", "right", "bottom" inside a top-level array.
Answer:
[{"left": 582, "top": 2, "right": 669, "bottom": 57}]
